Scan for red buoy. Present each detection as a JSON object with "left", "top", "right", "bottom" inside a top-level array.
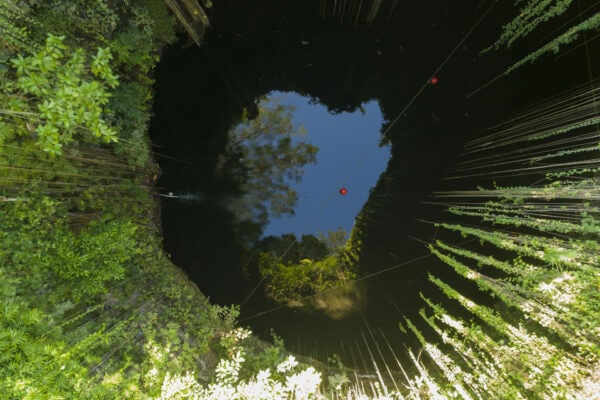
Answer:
[
  {"left": 339, "top": 187, "right": 348, "bottom": 195},
  {"left": 430, "top": 76, "right": 439, "bottom": 85}
]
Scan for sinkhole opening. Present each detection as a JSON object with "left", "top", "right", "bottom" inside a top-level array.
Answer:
[{"left": 149, "top": 0, "right": 596, "bottom": 370}]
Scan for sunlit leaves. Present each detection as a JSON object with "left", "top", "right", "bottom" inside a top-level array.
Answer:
[
  {"left": 1, "top": 34, "right": 119, "bottom": 155},
  {"left": 488, "top": 0, "right": 574, "bottom": 51},
  {"left": 506, "top": 11, "right": 600, "bottom": 73},
  {"left": 91, "top": 47, "right": 119, "bottom": 88},
  {"left": 485, "top": 1, "right": 600, "bottom": 76}
]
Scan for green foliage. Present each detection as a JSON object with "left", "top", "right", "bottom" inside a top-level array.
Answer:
[
  {"left": 239, "top": 330, "right": 289, "bottom": 379},
  {"left": 506, "top": 11, "right": 600, "bottom": 73},
  {"left": 487, "top": 0, "right": 574, "bottom": 51},
  {"left": 423, "top": 82, "right": 600, "bottom": 398},
  {"left": 0, "top": 298, "right": 85, "bottom": 398},
  {"left": 0, "top": 190, "right": 249, "bottom": 396},
  {"left": 488, "top": 1, "right": 600, "bottom": 74},
  {"left": 1, "top": 34, "right": 119, "bottom": 155},
  {"left": 259, "top": 244, "right": 358, "bottom": 304},
  {"left": 252, "top": 232, "right": 363, "bottom": 309},
  {"left": 102, "top": 0, "right": 177, "bottom": 167},
  {"left": 109, "top": 82, "right": 153, "bottom": 166},
  {"left": 0, "top": 195, "right": 67, "bottom": 297},
  {"left": 53, "top": 219, "right": 139, "bottom": 301},
  {"left": 448, "top": 199, "right": 600, "bottom": 238},
  {"left": 2, "top": 0, "right": 177, "bottom": 167},
  {"left": 527, "top": 115, "right": 600, "bottom": 142},
  {"left": 0, "top": 195, "right": 140, "bottom": 304},
  {"left": 107, "top": 0, "right": 174, "bottom": 165},
  {"left": 134, "top": 0, "right": 178, "bottom": 48},
  {"left": 0, "top": 2, "right": 246, "bottom": 399},
  {"left": 0, "top": 242, "right": 116, "bottom": 398}
]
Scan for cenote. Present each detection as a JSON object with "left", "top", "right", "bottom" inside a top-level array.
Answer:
[{"left": 150, "top": 0, "right": 598, "bottom": 370}]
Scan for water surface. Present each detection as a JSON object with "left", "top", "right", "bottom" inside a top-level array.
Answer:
[{"left": 150, "top": 0, "right": 592, "bottom": 367}]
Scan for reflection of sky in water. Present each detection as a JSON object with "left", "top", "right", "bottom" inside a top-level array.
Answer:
[{"left": 263, "top": 91, "right": 390, "bottom": 237}]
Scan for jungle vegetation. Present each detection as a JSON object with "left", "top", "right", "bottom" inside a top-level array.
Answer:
[
  {"left": 0, "top": 0, "right": 598, "bottom": 399},
  {"left": 254, "top": 231, "right": 358, "bottom": 305}
]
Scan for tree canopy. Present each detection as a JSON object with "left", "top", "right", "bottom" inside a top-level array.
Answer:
[{"left": 223, "top": 97, "right": 318, "bottom": 227}]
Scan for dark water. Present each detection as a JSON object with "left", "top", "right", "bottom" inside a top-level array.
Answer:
[{"left": 150, "top": 0, "right": 596, "bottom": 367}]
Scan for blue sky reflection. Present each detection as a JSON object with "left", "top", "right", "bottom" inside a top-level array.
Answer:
[{"left": 262, "top": 91, "right": 390, "bottom": 237}]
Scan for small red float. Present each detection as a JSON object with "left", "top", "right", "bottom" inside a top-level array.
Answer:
[
  {"left": 430, "top": 76, "right": 439, "bottom": 85},
  {"left": 339, "top": 187, "right": 348, "bottom": 195}
]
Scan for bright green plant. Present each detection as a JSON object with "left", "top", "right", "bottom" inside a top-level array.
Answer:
[
  {"left": 506, "top": 11, "right": 600, "bottom": 73},
  {"left": 0, "top": 195, "right": 66, "bottom": 299},
  {"left": 487, "top": 0, "right": 574, "bottom": 51},
  {"left": 259, "top": 247, "right": 358, "bottom": 304},
  {"left": 53, "top": 219, "right": 139, "bottom": 301},
  {"left": 1, "top": 33, "right": 119, "bottom": 155},
  {"left": 485, "top": 1, "right": 600, "bottom": 74}
]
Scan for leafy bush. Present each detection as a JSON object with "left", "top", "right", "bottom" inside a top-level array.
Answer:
[
  {"left": 53, "top": 219, "right": 140, "bottom": 301},
  {"left": 259, "top": 250, "right": 357, "bottom": 304},
  {"left": 1, "top": 34, "right": 119, "bottom": 155},
  {"left": 0, "top": 195, "right": 66, "bottom": 296}
]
